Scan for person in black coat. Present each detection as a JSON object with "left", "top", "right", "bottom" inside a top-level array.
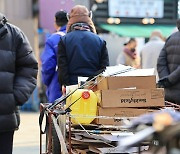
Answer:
[
  {"left": 0, "top": 13, "right": 38, "bottom": 154},
  {"left": 57, "top": 5, "right": 109, "bottom": 90},
  {"left": 157, "top": 19, "right": 180, "bottom": 105}
]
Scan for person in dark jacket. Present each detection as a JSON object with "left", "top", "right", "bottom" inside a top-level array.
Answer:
[
  {"left": 57, "top": 5, "right": 109, "bottom": 88},
  {"left": 41, "top": 10, "right": 68, "bottom": 103},
  {"left": 157, "top": 19, "right": 180, "bottom": 105},
  {"left": 0, "top": 13, "right": 38, "bottom": 154}
]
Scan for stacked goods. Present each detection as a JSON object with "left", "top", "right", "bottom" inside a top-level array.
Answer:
[
  {"left": 66, "top": 66, "right": 166, "bottom": 153},
  {"left": 94, "top": 66, "right": 165, "bottom": 125}
]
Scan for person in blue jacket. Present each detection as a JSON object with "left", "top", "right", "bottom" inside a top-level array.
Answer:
[
  {"left": 41, "top": 10, "right": 68, "bottom": 103},
  {"left": 57, "top": 5, "right": 109, "bottom": 89}
]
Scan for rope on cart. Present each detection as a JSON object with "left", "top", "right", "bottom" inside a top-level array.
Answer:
[
  {"left": 74, "top": 121, "right": 91, "bottom": 135},
  {"left": 68, "top": 114, "right": 134, "bottom": 120}
]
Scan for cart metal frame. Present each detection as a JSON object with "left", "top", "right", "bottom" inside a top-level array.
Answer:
[{"left": 40, "top": 103, "right": 71, "bottom": 154}]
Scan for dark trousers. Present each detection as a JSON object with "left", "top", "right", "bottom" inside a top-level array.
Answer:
[{"left": 0, "top": 131, "right": 14, "bottom": 154}]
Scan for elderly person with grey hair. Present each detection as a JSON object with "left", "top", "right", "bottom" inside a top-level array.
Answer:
[{"left": 140, "top": 30, "right": 165, "bottom": 81}]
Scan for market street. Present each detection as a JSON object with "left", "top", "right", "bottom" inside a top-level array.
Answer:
[{"left": 13, "top": 112, "right": 43, "bottom": 154}]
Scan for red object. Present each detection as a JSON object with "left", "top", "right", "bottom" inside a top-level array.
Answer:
[
  {"left": 62, "top": 86, "right": 66, "bottom": 96},
  {"left": 81, "top": 91, "right": 90, "bottom": 99}
]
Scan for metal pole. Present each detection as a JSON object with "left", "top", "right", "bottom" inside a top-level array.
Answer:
[
  {"left": 68, "top": 116, "right": 72, "bottom": 154},
  {"left": 48, "top": 112, "right": 52, "bottom": 153},
  {"left": 40, "top": 104, "right": 43, "bottom": 154}
]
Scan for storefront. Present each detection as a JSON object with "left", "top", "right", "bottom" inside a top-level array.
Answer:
[{"left": 99, "top": 24, "right": 176, "bottom": 38}]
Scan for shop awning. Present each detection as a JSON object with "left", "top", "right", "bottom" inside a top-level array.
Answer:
[{"left": 99, "top": 24, "right": 176, "bottom": 38}]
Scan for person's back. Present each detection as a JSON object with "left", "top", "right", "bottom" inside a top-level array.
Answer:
[
  {"left": 41, "top": 10, "right": 67, "bottom": 103},
  {"left": 0, "top": 13, "right": 38, "bottom": 154},
  {"left": 141, "top": 30, "right": 165, "bottom": 81},
  {"left": 157, "top": 19, "right": 180, "bottom": 104},
  {"left": 58, "top": 5, "right": 109, "bottom": 86},
  {"left": 61, "top": 30, "right": 107, "bottom": 85}
]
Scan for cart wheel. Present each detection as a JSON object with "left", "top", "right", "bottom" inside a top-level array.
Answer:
[{"left": 52, "top": 122, "right": 61, "bottom": 154}]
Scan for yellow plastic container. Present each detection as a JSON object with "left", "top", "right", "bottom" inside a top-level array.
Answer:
[{"left": 66, "top": 89, "right": 98, "bottom": 124}]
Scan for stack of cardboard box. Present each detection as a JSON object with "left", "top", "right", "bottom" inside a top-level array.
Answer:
[{"left": 95, "top": 75, "right": 164, "bottom": 125}]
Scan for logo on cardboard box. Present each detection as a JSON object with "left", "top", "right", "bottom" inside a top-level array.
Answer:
[
  {"left": 120, "top": 98, "right": 147, "bottom": 103},
  {"left": 114, "top": 118, "right": 123, "bottom": 122}
]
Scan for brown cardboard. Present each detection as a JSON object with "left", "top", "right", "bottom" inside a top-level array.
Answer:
[
  {"left": 96, "top": 107, "right": 157, "bottom": 125},
  {"left": 96, "top": 88, "right": 164, "bottom": 108},
  {"left": 97, "top": 76, "right": 156, "bottom": 90}
]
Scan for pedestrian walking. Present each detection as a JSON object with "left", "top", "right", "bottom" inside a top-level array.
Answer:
[
  {"left": 116, "top": 38, "right": 140, "bottom": 68},
  {"left": 41, "top": 10, "right": 68, "bottom": 103},
  {"left": 0, "top": 13, "right": 38, "bottom": 154},
  {"left": 157, "top": 19, "right": 180, "bottom": 105},
  {"left": 57, "top": 5, "right": 109, "bottom": 90},
  {"left": 141, "top": 30, "right": 165, "bottom": 81}
]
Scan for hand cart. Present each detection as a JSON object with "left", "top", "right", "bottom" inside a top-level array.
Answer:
[{"left": 39, "top": 67, "right": 180, "bottom": 154}]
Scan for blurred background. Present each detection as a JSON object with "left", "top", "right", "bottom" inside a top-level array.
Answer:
[{"left": 0, "top": 0, "right": 179, "bottom": 111}]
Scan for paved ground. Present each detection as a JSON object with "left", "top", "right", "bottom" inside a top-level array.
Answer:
[{"left": 13, "top": 112, "right": 44, "bottom": 154}]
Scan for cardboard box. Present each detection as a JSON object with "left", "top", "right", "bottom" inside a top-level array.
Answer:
[
  {"left": 96, "top": 88, "right": 164, "bottom": 108},
  {"left": 97, "top": 76, "right": 156, "bottom": 90},
  {"left": 95, "top": 107, "right": 157, "bottom": 125}
]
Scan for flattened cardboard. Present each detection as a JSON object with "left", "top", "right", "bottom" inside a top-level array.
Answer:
[
  {"left": 97, "top": 88, "right": 164, "bottom": 108},
  {"left": 96, "top": 107, "right": 157, "bottom": 125},
  {"left": 97, "top": 76, "right": 156, "bottom": 90}
]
